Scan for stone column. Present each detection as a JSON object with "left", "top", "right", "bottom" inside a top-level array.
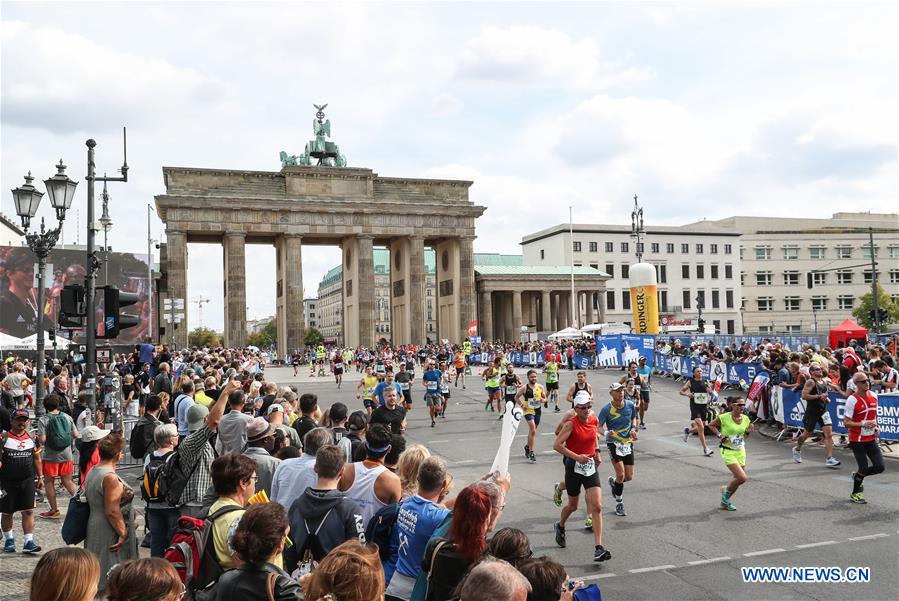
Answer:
[
  {"left": 598, "top": 289, "right": 607, "bottom": 323},
  {"left": 276, "top": 234, "right": 304, "bottom": 358},
  {"left": 409, "top": 236, "right": 426, "bottom": 346},
  {"left": 586, "top": 290, "right": 595, "bottom": 325},
  {"left": 559, "top": 291, "right": 570, "bottom": 328},
  {"left": 458, "top": 236, "right": 476, "bottom": 342},
  {"left": 357, "top": 235, "right": 375, "bottom": 347},
  {"left": 223, "top": 232, "right": 247, "bottom": 348},
  {"left": 512, "top": 290, "right": 522, "bottom": 342},
  {"left": 480, "top": 291, "right": 493, "bottom": 341},
  {"left": 541, "top": 290, "right": 551, "bottom": 333},
  {"left": 165, "top": 230, "right": 188, "bottom": 348}
]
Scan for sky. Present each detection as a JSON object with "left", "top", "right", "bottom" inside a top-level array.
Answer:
[{"left": 2, "top": 1, "right": 896, "bottom": 331}]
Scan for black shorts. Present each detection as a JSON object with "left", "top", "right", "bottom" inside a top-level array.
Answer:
[
  {"left": 640, "top": 390, "right": 650, "bottom": 403},
  {"left": 690, "top": 401, "right": 709, "bottom": 421},
  {"left": 607, "top": 442, "right": 635, "bottom": 466},
  {"left": 563, "top": 457, "right": 601, "bottom": 497},
  {"left": 546, "top": 382, "right": 559, "bottom": 391},
  {"left": 0, "top": 478, "right": 35, "bottom": 514},
  {"left": 803, "top": 402, "right": 832, "bottom": 432},
  {"left": 402, "top": 391, "right": 412, "bottom": 404},
  {"left": 334, "top": 365, "right": 344, "bottom": 375}
]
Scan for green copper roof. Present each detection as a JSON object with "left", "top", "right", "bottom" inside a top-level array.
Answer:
[
  {"left": 473, "top": 253, "right": 524, "bottom": 266},
  {"left": 474, "top": 265, "right": 610, "bottom": 277}
]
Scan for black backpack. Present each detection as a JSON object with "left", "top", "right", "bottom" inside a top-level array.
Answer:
[
  {"left": 141, "top": 450, "right": 174, "bottom": 503},
  {"left": 159, "top": 448, "right": 202, "bottom": 507},
  {"left": 365, "top": 502, "right": 400, "bottom": 562}
]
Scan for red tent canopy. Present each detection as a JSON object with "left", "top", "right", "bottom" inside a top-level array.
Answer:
[{"left": 828, "top": 319, "right": 868, "bottom": 349}]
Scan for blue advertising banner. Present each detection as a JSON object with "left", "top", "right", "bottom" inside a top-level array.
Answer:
[
  {"left": 779, "top": 389, "right": 899, "bottom": 441},
  {"left": 593, "top": 335, "right": 655, "bottom": 368},
  {"left": 652, "top": 352, "right": 762, "bottom": 386}
]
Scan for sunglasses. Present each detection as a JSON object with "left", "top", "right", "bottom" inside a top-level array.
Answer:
[{"left": 576, "top": 404, "right": 592, "bottom": 410}]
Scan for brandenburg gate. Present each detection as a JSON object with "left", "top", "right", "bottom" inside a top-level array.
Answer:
[{"left": 154, "top": 107, "right": 485, "bottom": 355}]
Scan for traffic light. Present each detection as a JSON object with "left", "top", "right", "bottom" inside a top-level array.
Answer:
[
  {"left": 697, "top": 318, "right": 706, "bottom": 331},
  {"left": 100, "top": 286, "right": 141, "bottom": 339},
  {"left": 58, "top": 285, "right": 85, "bottom": 328},
  {"left": 869, "top": 308, "right": 887, "bottom": 325},
  {"left": 807, "top": 272, "right": 814, "bottom": 289}
]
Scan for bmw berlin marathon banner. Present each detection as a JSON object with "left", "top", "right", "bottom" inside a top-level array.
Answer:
[
  {"left": 0, "top": 245, "right": 153, "bottom": 344},
  {"left": 594, "top": 334, "right": 656, "bottom": 368}
]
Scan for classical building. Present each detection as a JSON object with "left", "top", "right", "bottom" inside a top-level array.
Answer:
[
  {"left": 522, "top": 223, "right": 743, "bottom": 334},
  {"left": 1, "top": 212, "right": 25, "bottom": 246},
  {"left": 692, "top": 213, "right": 899, "bottom": 335},
  {"left": 304, "top": 298, "right": 318, "bottom": 330}
]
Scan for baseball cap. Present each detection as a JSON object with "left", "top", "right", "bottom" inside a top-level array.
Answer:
[
  {"left": 329, "top": 402, "right": 348, "bottom": 424},
  {"left": 246, "top": 417, "right": 274, "bottom": 442},
  {"left": 574, "top": 391, "right": 592, "bottom": 406},
  {"left": 80, "top": 425, "right": 111, "bottom": 443},
  {"left": 187, "top": 404, "right": 209, "bottom": 432},
  {"left": 11, "top": 409, "right": 30, "bottom": 420},
  {"left": 266, "top": 404, "right": 284, "bottom": 416},
  {"left": 608, "top": 382, "right": 624, "bottom": 391}
]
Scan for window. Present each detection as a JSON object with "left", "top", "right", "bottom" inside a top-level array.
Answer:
[
  {"left": 836, "top": 246, "right": 851, "bottom": 259},
  {"left": 696, "top": 265, "right": 705, "bottom": 279},
  {"left": 711, "top": 264, "right": 719, "bottom": 279},
  {"left": 783, "top": 247, "right": 799, "bottom": 260},
  {"left": 606, "top": 290, "right": 616, "bottom": 311},
  {"left": 651, "top": 242, "right": 660, "bottom": 254},
  {"left": 605, "top": 263, "right": 614, "bottom": 276},
  {"left": 812, "top": 272, "right": 826, "bottom": 285},
  {"left": 756, "top": 272, "right": 773, "bottom": 286},
  {"left": 622, "top": 290, "right": 631, "bottom": 310},
  {"left": 725, "top": 289, "right": 734, "bottom": 308},
  {"left": 810, "top": 247, "right": 826, "bottom": 260},
  {"left": 696, "top": 290, "right": 706, "bottom": 308},
  {"left": 786, "top": 325, "right": 801, "bottom": 334},
  {"left": 573, "top": 241, "right": 582, "bottom": 252},
  {"left": 605, "top": 242, "right": 613, "bottom": 252},
  {"left": 759, "top": 325, "right": 774, "bottom": 334},
  {"left": 681, "top": 243, "right": 689, "bottom": 254},
  {"left": 659, "top": 264, "right": 667, "bottom": 284},
  {"left": 666, "top": 243, "right": 675, "bottom": 253},
  {"left": 710, "top": 244, "right": 718, "bottom": 254},
  {"left": 682, "top": 264, "right": 690, "bottom": 279},
  {"left": 861, "top": 245, "right": 878, "bottom": 259},
  {"left": 711, "top": 290, "right": 720, "bottom": 309},
  {"left": 811, "top": 297, "right": 827, "bottom": 310},
  {"left": 589, "top": 241, "right": 597, "bottom": 252},
  {"left": 863, "top": 271, "right": 878, "bottom": 284},
  {"left": 757, "top": 298, "right": 774, "bottom": 312},
  {"left": 837, "top": 270, "right": 853, "bottom": 284},
  {"left": 783, "top": 271, "right": 800, "bottom": 286},
  {"left": 891, "top": 247, "right": 899, "bottom": 259},
  {"left": 540, "top": 249, "right": 545, "bottom": 260},
  {"left": 621, "top": 264, "right": 629, "bottom": 279},
  {"left": 726, "top": 319, "right": 735, "bottom": 334},
  {"left": 784, "top": 297, "right": 800, "bottom": 311},
  {"left": 838, "top": 296, "right": 854, "bottom": 310},
  {"left": 590, "top": 262, "right": 599, "bottom": 270},
  {"left": 682, "top": 289, "right": 691, "bottom": 309},
  {"left": 696, "top": 244, "right": 704, "bottom": 254},
  {"left": 725, "top": 264, "right": 733, "bottom": 279},
  {"left": 890, "top": 270, "right": 899, "bottom": 284},
  {"left": 660, "top": 290, "right": 668, "bottom": 309},
  {"left": 427, "top": 311, "right": 433, "bottom": 320},
  {"left": 574, "top": 262, "right": 582, "bottom": 267},
  {"left": 621, "top": 242, "right": 629, "bottom": 253},
  {"left": 724, "top": 244, "right": 733, "bottom": 254},
  {"left": 755, "top": 247, "right": 771, "bottom": 260}
]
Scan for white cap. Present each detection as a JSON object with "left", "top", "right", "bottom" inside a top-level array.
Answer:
[{"left": 574, "top": 390, "right": 592, "bottom": 406}]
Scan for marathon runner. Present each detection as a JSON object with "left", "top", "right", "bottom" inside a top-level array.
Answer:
[
  {"left": 453, "top": 349, "right": 467, "bottom": 389},
  {"left": 502, "top": 364, "right": 522, "bottom": 410},
  {"left": 482, "top": 358, "right": 502, "bottom": 413},
  {"left": 291, "top": 351, "right": 301, "bottom": 376},
  {"left": 544, "top": 354, "right": 561, "bottom": 411},
  {"left": 356, "top": 366, "right": 381, "bottom": 414},
  {"left": 423, "top": 359, "right": 443, "bottom": 427},
  {"left": 707, "top": 396, "right": 753, "bottom": 511},
  {"left": 395, "top": 362, "right": 414, "bottom": 411},
  {"left": 636, "top": 356, "right": 652, "bottom": 429},
  {"left": 792, "top": 362, "right": 841, "bottom": 468},
  {"left": 515, "top": 369, "right": 546, "bottom": 463},
  {"left": 439, "top": 361, "right": 452, "bottom": 419},
  {"left": 598, "top": 382, "right": 639, "bottom": 517},
  {"left": 343, "top": 348, "right": 355, "bottom": 376},
  {"left": 333, "top": 349, "right": 345, "bottom": 388},
  {"left": 680, "top": 366, "right": 715, "bottom": 457},
  {"left": 844, "top": 371, "right": 885, "bottom": 504},
  {"left": 553, "top": 392, "right": 611, "bottom": 562},
  {"left": 565, "top": 371, "right": 593, "bottom": 414}
]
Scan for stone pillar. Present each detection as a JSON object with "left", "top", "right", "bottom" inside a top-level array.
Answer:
[
  {"left": 541, "top": 290, "right": 551, "bottom": 333},
  {"left": 586, "top": 290, "right": 595, "bottom": 325},
  {"left": 409, "top": 236, "right": 426, "bottom": 346},
  {"left": 342, "top": 235, "right": 375, "bottom": 347},
  {"left": 276, "top": 234, "right": 304, "bottom": 359},
  {"left": 435, "top": 239, "right": 460, "bottom": 342},
  {"left": 458, "top": 236, "right": 476, "bottom": 341},
  {"left": 165, "top": 230, "right": 188, "bottom": 348},
  {"left": 598, "top": 289, "right": 607, "bottom": 323},
  {"left": 559, "top": 291, "right": 570, "bottom": 328},
  {"left": 357, "top": 236, "right": 375, "bottom": 346},
  {"left": 388, "top": 238, "right": 411, "bottom": 346},
  {"left": 223, "top": 232, "right": 247, "bottom": 348},
  {"left": 480, "top": 291, "right": 493, "bottom": 341},
  {"left": 512, "top": 290, "right": 522, "bottom": 342},
  {"left": 501, "top": 293, "right": 513, "bottom": 341}
]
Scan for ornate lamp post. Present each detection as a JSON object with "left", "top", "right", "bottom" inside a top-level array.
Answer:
[
  {"left": 630, "top": 194, "right": 645, "bottom": 263},
  {"left": 11, "top": 161, "right": 78, "bottom": 414}
]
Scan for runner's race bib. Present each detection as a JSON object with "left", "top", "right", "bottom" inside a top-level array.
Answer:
[
  {"left": 505, "top": 386, "right": 518, "bottom": 396},
  {"left": 614, "top": 442, "right": 632, "bottom": 457},
  {"left": 693, "top": 393, "right": 709, "bottom": 405},
  {"left": 400, "top": 382, "right": 410, "bottom": 391},
  {"left": 574, "top": 458, "right": 596, "bottom": 477},
  {"left": 426, "top": 381, "right": 439, "bottom": 391},
  {"left": 441, "top": 384, "right": 449, "bottom": 394},
  {"left": 728, "top": 435, "right": 744, "bottom": 450},
  {"left": 528, "top": 397, "right": 542, "bottom": 410},
  {"left": 861, "top": 425, "right": 875, "bottom": 437}
]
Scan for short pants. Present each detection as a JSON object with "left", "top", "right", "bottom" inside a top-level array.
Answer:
[
  {"left": 690, "top": 400, "right": 709, "bottom": 421},
  {"left": 43, "top": 460, "right": 73, "bottom": 478},
  {"left": 486, "top": 386, "right": 500, "bottom": 395},
  {"left": 424, "top": 393, "right": 442, "bottom": 407},
  {"left": 802, "top": 402, "right": 832, "bottom": 432},
  {"left": 721, "top": 447, "right": 746, "bottom": 466},
  {"left": 545, "top": 382, "right": 559, "bottom": 391},
  {"left": 563, "top": 457, "right": 601, "bottom": 497},
  {"left": 0, "top": 478, "right": 35, "bottom": 514},
  {"left": 524, "top": 407, "right": 542, "bottom": 426},
  {"left": 606, "top": 442, "right": 635, "bottom": 466}
]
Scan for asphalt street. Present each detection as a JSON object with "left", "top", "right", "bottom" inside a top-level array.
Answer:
[{"left": 275, "top": 363, "right": 899, "bottom": 601}]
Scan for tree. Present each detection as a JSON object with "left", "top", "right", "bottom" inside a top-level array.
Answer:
[
  {"left": 188, "top": 327, "right": 221, "bottom": 348},
  {"left": 304, "top": 327, "right": 323, "bottom": 347},
  {"left": 852, "top": 285, "right": 899, "bottom": 330},
  {"left": 247, "top": 319, "right": 277, "bottom": 349}
]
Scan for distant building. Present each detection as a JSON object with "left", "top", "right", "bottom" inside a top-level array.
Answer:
[
  {"left": 247, "top": 316, "right": 275, "bottom": 335},
  {"left": 0, "top": 212, "right": 25, "bottom": 246},
  {"left": 304, "top": 297, "right": 318, "bottom": 330}
]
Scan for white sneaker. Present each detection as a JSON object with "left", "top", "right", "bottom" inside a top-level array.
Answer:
[
  {"left": 825, "top": 457, "right": 841, "bottom": 468},
  {"left": 703, "top": 447, "right": 714, "bottom": 457},
  {"left": 792, "top": 447, "right": 802, "bottom": 463}
]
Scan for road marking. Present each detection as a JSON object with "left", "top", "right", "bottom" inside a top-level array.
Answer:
[
  {"left": 629, "top": 565, "right": 676, "bottom": 574},
  {"left": 743, "top": 548, "right": 785, "bottom": 557},
  {"left": 795, "top": 540, "right": 838, "bottom": 549},
  {"left": 663, "top": 420, "right": 680, "bottom": 424},
  {"left": 455, "top": 459, "right": 476, "bottom": 464},
  {"left": 579, "top": 573, "right": 617, "bottom": 581},
  {"left": 429, "top": 440, "right": 448, "bottom": 443},
  {"left": 848, "top": 533, "right": 888, "bottom": 541},
  {"left": 688, "top": 556, "right": 731, "bottom": 565},
  {"left": 831, "top": 476, "right": 899, "bottom": 490}
]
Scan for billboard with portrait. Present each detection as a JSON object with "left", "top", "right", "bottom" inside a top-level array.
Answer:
[{"left": 0, "top": 245, "right": 152, "bottom": 344}]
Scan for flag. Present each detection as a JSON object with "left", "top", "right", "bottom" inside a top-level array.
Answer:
[
  {"left": 746, "top": 370, "right": 770, "bottom": 403},
  {"left": 490, "top": 401, "right": 524, "bottom": 477}
]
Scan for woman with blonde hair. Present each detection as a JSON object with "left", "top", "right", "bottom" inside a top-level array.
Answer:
[
  {"left": 303, "top": 539, "right": 385, "bottom": 601},
  {"left": 29, "top": 547, "right": 99, "bottom": 601},
  {"left": 396, "top": 444, "right": 431, "bottom": 499}
]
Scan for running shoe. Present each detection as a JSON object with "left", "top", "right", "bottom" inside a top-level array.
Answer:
[
  {"left": 851, "top": 472, "right": 864, "bottom": 493},
  {"left": 584, "top": 515, "right": 593, "bottom": 529},
  {"left": 849, "top": 492, "right": 867, "bottom": 504},
  {"left": 825, "top": 457, "right": 841, "bottom": 468},
  {"left": 528, "top": 451, "right": 537, "bottom": 463},
  {"left": 593, "top": 545, "right": 612, "bottom": 562},
  {"left": 524, "top": 445, "right": 530, "bottom": 459},
  {"left": 431, "top": 421, "right": 435, "bottom": 428},
  {"left": 792, "top": 447, "right": 802, "bottom": 463},
  {"left": 463, "top": 385, "right": 466, "bottom": 389},
  {"left": 720, "top": 486, "right": 736, "bottom": 511},
  {"left": 554, "top": 406, "right": 561, "bottom": 413},
  {"left": 554, "top": 522, "right": 566, "bottom": 548},
  {"left": 683, "top": 426, "right": 690, "bottom": 442},
  {"left": 22, "top": 540, "right": 41, "bottom": 554},
  {"left": 38, "top": 510, "right": 60, "bottom": 519},
  {"left": 608, "top": 475, "right": 616, "bottom": 497},
  {"left": 640, "top": 422, "right": 646, "bottom": 430},
  {"left": 703, "top": 447, "right": 714, "bottom": 457},
  {"left": 615, "top": 502, "right": 626, "bottom": 516},
  {"left": 3, "top": 538, "right": 15, "bottom": 553},
  {"left": 484, "top": 403, "right": 490, "bottom": 412},
  {"left": 441, "top": 412, "right": 446, "bottom": 419},
  {"left": 496, "top": 414, "right": 504, "bottom": 421},
  {"left": 552, "top": 483, "right": 563, "bottom": 507}
]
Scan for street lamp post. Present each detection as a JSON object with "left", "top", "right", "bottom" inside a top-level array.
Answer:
[
  {"left": 11, "top": 162, "right": 78, "bottom": 416},
  {"left": 630, "top": 194, "right": 645, "bottom": 263}
]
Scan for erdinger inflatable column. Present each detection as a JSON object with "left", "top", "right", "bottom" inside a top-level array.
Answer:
[{"left": 629, "top": 263, "right": 659, "bottom": 335}]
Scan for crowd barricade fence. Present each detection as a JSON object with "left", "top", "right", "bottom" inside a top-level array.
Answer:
[{"left": 769, "top": 386, "right": 899, "bottom": 442}]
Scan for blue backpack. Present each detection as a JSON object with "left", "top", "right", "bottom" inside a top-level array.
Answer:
[{"left": 365, "top": 502, "right": 399, "bottom": 562}]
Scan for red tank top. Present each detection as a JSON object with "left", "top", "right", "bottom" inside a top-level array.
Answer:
[{"left": 568, "top": 414, "right": 598, "bottom": 456}]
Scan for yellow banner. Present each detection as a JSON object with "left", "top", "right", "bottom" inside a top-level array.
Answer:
[{"left": 630, "top": 285, "right": 659, "bottom": 335}]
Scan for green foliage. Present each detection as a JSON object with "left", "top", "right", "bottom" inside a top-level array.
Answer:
[
  {"left": 247, "top": 319, "right": 277, "bottom": 349},
  {"left": 188, "top": 327, "right": 221, "bottom": 348},
  {"left": 304, "top": 327, "right": 323, "bottom": 347},
  {"left": 851, "top": 285, "right": 899, "bottom": 330}
]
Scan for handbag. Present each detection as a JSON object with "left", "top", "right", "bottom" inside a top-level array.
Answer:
[
  {"left": 573, "top": 584, "right": 603, "bottom": 601},
  {"left": 61, "top": 487, "right": 90, "bottom": 545}
]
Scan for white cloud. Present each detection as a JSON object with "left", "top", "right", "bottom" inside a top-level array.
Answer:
[{"left": 432, "top": 93, "right": 464, "bottom": 117}]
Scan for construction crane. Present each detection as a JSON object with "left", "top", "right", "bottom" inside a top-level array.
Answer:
[{"left": 194, "top": 295, "right": 211, "bottom": 328}]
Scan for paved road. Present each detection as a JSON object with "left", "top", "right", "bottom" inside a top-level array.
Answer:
[{"left": 9, "top": 364, "right": 898, "bottom": 600}]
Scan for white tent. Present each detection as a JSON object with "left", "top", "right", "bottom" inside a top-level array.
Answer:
[
  {"left": 548, "top": 327, "right": 586, "bottom": 340},
  {"left": 19, "top": 332, "right": 71, "bottom": 350},
  {"left": 0, "top": 333, "right": 30, "bottom": 350}
]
